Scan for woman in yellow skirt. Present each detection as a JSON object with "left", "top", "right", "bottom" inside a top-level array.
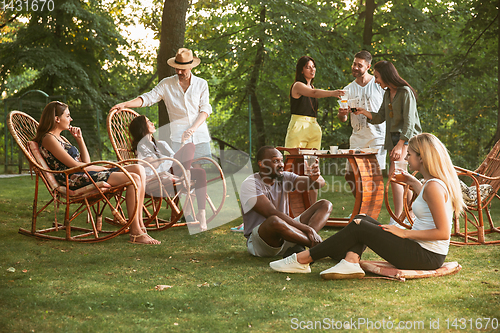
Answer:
[{"left": 285, "top": 56, "right": 344, "bottom": 149}]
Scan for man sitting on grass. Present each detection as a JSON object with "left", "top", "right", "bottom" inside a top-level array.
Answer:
[{"left": 239, "top": 146, "right": 332, "bottom": 258}]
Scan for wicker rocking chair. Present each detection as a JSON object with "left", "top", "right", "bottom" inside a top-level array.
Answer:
[
  {"left": 453, "top": 140, "right": 500, "bottom": 245},
  {"left": 7, "top": 111, "right": 140, "bottom": 242},
  {"left": 106, "top": 108, "right": 226, "bottom": 231}
]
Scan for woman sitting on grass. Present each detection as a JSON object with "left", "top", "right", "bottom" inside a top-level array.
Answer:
[
  {"left": 128, "top": 115, "right": 208, "bottom": 231},
  {"left": 270, "top": 133, "right": 464, "bottom": 279},
  {"left": 34, "top": 101, "right": 160, "bottom": 245}
]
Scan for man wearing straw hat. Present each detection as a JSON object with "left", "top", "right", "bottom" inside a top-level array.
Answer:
[{"left": 111, "top": 48, "right": 213, "bottom": 161}]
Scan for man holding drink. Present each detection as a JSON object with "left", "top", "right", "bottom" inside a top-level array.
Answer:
[
  {"left": 239, "top": 146, "right": 331, "bottom": 259},
  {"left": 337, "top": 50, "right": 386, "bottom": 195}
]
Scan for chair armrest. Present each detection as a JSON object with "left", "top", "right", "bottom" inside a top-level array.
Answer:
[{"left": 455, "top": 166, "right": 500, "bottom": 182}]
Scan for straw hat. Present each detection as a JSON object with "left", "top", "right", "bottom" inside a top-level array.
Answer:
[{"left": 167, "top": 48, "right": 201, "bottom": 69}]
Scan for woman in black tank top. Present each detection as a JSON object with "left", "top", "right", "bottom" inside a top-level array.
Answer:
[{"left": 284, "top": 56, "right": 345, "bottom": 150}]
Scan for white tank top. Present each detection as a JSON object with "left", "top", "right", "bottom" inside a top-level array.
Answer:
[{"left": 411, "top": 178, "right": 453, "bottom": 255}]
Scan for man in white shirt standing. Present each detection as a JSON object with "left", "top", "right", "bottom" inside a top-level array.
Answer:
[
  {"left": 337, "top": 50, "right": 386, "bottom": 195},
  {"left": 111, "top": 48, "right": 212, "bottom": 163}
]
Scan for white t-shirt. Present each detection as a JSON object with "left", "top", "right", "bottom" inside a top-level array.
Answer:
[
  {"left": 344, "top": 77, "right": 386, "bottom": 169},
  {"left": 136, "top": 138, "right": 175, "bottom": 176}
]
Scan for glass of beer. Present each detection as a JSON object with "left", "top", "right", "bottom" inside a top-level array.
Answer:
[{"left": 394, "top": 161, "right": 408, "bottom": 182}]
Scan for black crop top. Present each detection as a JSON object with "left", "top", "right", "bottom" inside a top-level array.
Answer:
[{"left": 290, "top": 87, "right": 318, "bottom": 117}]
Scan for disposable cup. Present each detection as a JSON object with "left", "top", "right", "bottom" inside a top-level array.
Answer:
[
  {"left": 394, "top": 161, "right": 408, "bottom": 181},
  {"left": 303, "top": 155, "right": 316, "bottom": 175},
  {"left": 337, "top": 99, "right": 348, "bottom": 109},
  {"left": 329, "top": 146, "right": 339, "bottom": 154}
]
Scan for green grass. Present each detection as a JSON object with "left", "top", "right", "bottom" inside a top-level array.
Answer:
[{"left": 1, "top": 176, "right": 500, "bottom": 332}]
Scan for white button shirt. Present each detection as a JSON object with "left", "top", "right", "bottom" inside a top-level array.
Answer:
[{"left": 139, "top": 74, "right": 212, "bottom": 144}]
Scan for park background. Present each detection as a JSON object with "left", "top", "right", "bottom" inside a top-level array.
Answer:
[
  {"left": 1, "top": 1, "right": 500, "bottom": 332},
  {"left": 1, "top": 0, "right": 499, "bottom": 171}
]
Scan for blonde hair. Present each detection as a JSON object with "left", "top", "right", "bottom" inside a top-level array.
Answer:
[{"left": 408, "top": 133, "right": 464, "bottom": 216}]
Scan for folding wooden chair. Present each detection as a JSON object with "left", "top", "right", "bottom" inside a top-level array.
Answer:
[
  {"left": 7, "top": 111, "right": 139, "bottom": 242},
  {"left": 453, "top": 140, "right": 500, "bottom": 245},
  {"left": 106, "top": 108, "right": 226, "bottom": 231}
]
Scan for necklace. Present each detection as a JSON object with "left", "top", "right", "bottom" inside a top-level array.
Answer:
[{"left": 389, "top": 89, "right": 397, "bottom": 118}]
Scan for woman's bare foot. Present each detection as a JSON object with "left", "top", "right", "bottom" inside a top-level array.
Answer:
[
  {"left": 129, "top": 232, "right": 161, "bottom": 245},
  {"left": 197, "top": 210, "right": 207, "bottom": 231}
]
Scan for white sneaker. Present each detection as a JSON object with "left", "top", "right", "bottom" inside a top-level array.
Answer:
[
  {"left": 320, "top": 259, "right": 365, "bottom": 280},
  {"left": 269, "top": 253, "right": 311, "bottom": 273}
]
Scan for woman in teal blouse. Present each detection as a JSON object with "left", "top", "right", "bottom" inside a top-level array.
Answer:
[{"left": 355, "top": 61, "right": 422, "bottom": 224}]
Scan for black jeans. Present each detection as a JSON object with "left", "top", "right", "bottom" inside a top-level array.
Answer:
[{"left": 309, "top": 215, "right": 446, "bottom": 270}]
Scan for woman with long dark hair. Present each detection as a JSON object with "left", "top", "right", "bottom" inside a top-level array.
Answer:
[
  {"left": 284, "top": 56, "right": 345, "bottom": 150},
  {"left": 129, "top": 115, "right": 208, "bottom": 231},
  {"left": 271, "top": 133, "right": 463, "bottom": 279},
  {"left": 354, "top": 60, "right": 422, "bottom": 225},
  {"left": 34, "top": 101, "right": 160, "bottom": 244}
]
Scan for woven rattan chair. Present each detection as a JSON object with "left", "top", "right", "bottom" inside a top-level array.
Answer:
[
  {"left": 384, "top": 172, "right": 418, "bottom": 229},
  {"left": 7, "top": 111, "right": 140, "bottom": 242},
  {"left": 453, "top": 140, "right": 500, "bottom": 245},
  {"left": 107, "top": 108, "right": 226, "bottom": 231}
]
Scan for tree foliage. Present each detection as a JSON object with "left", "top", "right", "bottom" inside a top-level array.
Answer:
[
  {"left": 186, "top": 0, "right": 498, "bottom": 169},
  {"left": 1, "top": 0, "right": 498, "bottom": 170},
  {"left": 0, "top": 0, "right": 157, "bottom": 157}
]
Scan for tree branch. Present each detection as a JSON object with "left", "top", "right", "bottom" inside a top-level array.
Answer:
[
  {"left": 137, "top": 70, "right": 158, "bottom": 95},
  {"left": 461, "top": 13, "right": 498, "bottom": 64}
]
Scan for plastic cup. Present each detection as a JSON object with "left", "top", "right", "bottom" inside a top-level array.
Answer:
[
  {"left": 394, "top": 161, "right": 408, "bottom": 182},
  {"left": 329, "top": 146, "right": 338, "bottom": 154},
  {"left": 337, "top": 99, "right": 348, "bottom": 109},
  {"left": 349, "top": 97, "right": 359, "bottom": 112},
  {"left": 340, "top": 90, "right": 349, "bottom": 100},
  {"left": 303, "top": 155, "right": 316, "bottom": 175}
]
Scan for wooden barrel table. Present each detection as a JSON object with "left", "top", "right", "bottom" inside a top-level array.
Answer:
[{"left": 277, "top": 147, "right": 384, "bottom": 227}]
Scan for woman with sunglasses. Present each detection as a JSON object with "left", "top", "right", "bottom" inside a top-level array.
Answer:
[{"left": 34, "top": 101, "right": 160, "bottom": 244}]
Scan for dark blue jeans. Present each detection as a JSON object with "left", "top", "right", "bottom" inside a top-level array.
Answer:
[{"left": 309, "top": 215, "right": 446, "bottom": 270}]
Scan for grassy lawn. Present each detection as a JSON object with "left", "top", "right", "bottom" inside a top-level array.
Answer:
[{"left": 1, "top": 176, "right": 500, "bottom": 332}]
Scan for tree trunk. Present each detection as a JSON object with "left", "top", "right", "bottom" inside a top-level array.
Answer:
[
  {"left": 362, "top": 0, "right": 375, "bottom": 49},
  {"left": 158, "top": 0, "right": 189, "bottom": 133},
  {"left": 247, "top": 7, "right": 267, "bottom": 150}
]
